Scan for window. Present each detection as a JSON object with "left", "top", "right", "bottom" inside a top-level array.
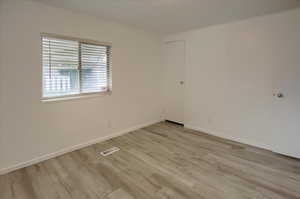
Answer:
[{"left": 42, "top": 34, "right": 111, "bottom": 100}]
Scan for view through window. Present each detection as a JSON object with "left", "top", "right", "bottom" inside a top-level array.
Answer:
[{"left": 42, "top": 35, "right": 111, "bottom": 99}]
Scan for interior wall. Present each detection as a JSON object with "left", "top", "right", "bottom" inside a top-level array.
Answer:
[
  {"left": 164, "top": 8, "right": 300, "bottom": 158},
  {"left": 0, "top": 0, "right": 5, "bottom": 170},
  {"left": 0, "top": 0, "right": 163, "bottom": 172}
]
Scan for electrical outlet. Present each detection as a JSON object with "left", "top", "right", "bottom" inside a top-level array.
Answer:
[
  {"left": 107, "top": 120, "right": 112, "bottom": 129},
  {"left": 207, "top": 117, "right": 213, "bottom": 125}
]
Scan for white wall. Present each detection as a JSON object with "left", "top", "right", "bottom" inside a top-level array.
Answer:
[
  {"left": 0, "top": 0, "right": 5, "bottom": 170},
  {"left": 0, "top": 0, "right": 163, "bottom": 172},
  {"left": 164, "top": 9, "right": 300, "bottom": 158}
]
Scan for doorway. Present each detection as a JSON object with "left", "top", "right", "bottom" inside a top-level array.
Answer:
[{"left": 163, "top": 40, "right": 185, "bottom": 125}]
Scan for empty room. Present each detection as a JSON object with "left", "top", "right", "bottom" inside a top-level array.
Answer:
[{"left": 1, "top": 0, "right": 300, "bottom": 198}]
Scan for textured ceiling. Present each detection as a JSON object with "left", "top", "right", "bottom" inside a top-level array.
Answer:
[{"left": 32, "top": 0, "right": 300, "bottom": 34}]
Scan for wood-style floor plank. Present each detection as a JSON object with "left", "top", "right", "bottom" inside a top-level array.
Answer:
[{"left": 1, "top": 122, "right": 300, "bottom": 199}]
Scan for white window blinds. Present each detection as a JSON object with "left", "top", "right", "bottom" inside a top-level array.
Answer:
[
  {"left": 81, "top": 43, "right": 110, "bottom": 93},
  {"left": 42, "top": 35, "right": 111, "bottom": 99}
]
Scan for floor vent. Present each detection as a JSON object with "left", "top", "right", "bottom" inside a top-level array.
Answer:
[{"left": 100, "top": 147, "right": 120, "bottom": 156}]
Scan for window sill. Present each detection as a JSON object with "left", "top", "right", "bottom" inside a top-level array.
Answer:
[{"left": 41, "top": 91, "right": 112, "bottom": 103}]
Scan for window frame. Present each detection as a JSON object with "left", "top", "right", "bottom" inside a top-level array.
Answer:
[{"left": 41, "top": 33, "right": 112, "bottom": 102}]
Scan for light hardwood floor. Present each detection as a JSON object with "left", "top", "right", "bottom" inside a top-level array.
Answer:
[{"left": 1, "top": 122, "right": 300, "bottom": 199}]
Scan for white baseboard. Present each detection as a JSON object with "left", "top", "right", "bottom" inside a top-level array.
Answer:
[
  {"left": 185, "top": 124, "right": 274, "bottom": 152},
  {"left": 185, "top": 124, "right": 300, "bottom": 159},
  {"left": 0, "top": 120, "right": 162, "bottom": 175}
]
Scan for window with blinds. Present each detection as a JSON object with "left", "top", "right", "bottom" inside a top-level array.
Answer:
[{"left": 42, "top": 34, "right": 111, "bottom": 99}]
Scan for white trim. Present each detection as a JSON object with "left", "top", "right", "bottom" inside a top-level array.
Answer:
[
  {"left": 41, "top": 91, "right": 112, "bottom": 103},
  {"left": 185, "top": 124, "right": 274, "bottom": 152},
  {"left": 41, "top": 33, "right": 112, "bottom": 46},
  {"left": 0, "top": 120, "right": 162, "bottom": 175},
  {"left": 185, "top": 124, "right": 300, "bottom": 159}
]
